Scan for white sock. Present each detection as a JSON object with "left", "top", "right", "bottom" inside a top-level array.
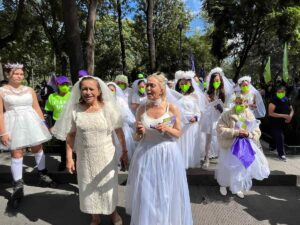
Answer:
[
  {"left": 35, "top": 151, "right": 46, "bottom": 171},
  {"left": 11, "top": 158, "right": 23, "bottom": 181}
]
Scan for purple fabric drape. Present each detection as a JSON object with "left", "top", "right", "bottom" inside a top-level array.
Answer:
[{"left": 231, "top": 137, "right": 255, "bottom": 168}]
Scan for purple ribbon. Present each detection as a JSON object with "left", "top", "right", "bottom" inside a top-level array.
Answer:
[{"left": 231, "top": 137, "right": 255, "bottom": 169}]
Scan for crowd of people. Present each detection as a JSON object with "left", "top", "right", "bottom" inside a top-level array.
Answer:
[{"left": 0, "top": 63, "right": 296, "bottom": 225}]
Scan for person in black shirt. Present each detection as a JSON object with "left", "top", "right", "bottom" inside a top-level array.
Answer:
[{"left": 268, "top": 86, "right": 294, "bottom": 161}]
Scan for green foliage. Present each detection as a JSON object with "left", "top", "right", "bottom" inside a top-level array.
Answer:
[
  {"left": 0, "top": 0, "right": 218, "bottom": 83},
  {"left": 204, "top": 0, "right": 300, "bottom": 81}
]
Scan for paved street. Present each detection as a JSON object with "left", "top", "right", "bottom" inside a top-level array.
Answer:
[
  {"left": 0, "top": 183, "right": 300, "bottom": 225},
  {"left": 1, "top": 139, "right": 300, "bottom": 225}
]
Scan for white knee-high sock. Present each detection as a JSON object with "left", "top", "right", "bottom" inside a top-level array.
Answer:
[
  {"left": 35, "top": 151, "right": 46, "bottom": 171},
  {"left": 11, "top": 158, "right": 23, "bottom": 181}
]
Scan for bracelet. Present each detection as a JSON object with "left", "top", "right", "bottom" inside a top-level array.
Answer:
[{"left": 0, "top": 132, "right": 8, "bottom": 137}]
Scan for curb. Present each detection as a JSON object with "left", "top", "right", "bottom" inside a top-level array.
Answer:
[{"left": 0, "top": 171, "right": 298, "bottom": 187}]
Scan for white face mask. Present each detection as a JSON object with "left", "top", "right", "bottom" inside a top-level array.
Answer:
[{"left": 147, "top": 98, "right": 162, "bottom": 106}]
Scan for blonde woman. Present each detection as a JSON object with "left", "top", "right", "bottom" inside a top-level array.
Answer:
[{"left": 126, "top": 72, "right": 193, "bottom": 225}]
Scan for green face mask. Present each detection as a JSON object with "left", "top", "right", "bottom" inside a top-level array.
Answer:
[
  {"left": 118, "top": 83, "right": 126, "bottom": 90},
  {"left": 138, "top": 87, "right": 145, "bottom": 94},
  {"left": 213, "top": 81, "right": 221, "bottom": 89},
  {"left": 180, "top": 84, "right": 191, "bottom": 93},
  {"left": 276, "top": 92, "right": 285, "bottom": 99},
  {"left": 58, "top": 84, "right": 69, "bottom": 94},
  {"left": 235, "top": 105, "right": 246, "bottom": 114},
  {"left": 241, "top": 86, "right": 250, "bottom": 93},
  {"left": 203, "top": 82, "right": 207, "bottom": 88}
]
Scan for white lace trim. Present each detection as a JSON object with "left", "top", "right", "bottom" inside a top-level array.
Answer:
[{"left": 0, "top": 86, "right": 31, "bottom": 97}]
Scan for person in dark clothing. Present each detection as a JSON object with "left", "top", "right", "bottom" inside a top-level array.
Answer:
[
  {"left": 268, "top": 86, "right": 294, "bottom": 161},
  {"left": 40, "top": 80, "right": 54, "bottom": 108}
]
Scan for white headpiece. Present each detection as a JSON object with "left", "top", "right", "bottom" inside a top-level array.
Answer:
[
  {"left": 174, "top": 70, "right": 185, "bottom": 80},
  {"left": 4, "top": 63, "right": 24, "bottom": 70},
  {"left": 115, "top": 74, "right": 129, "bottom": 85},
  {"left": 52, "top": 76, "right": 122, "bottom": 140},
  {"left": 182, "top": 71, "right": 195, "bottom": 80},
  {"left": 238, "top": 76, "right": 251, "bottom": 85},
  {"left": 207, "top": 67, "right": 224, "bottom": 78}
]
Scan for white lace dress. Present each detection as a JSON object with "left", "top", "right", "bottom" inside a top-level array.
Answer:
[
  {"left": 0, "top": 86, "right": 51, "bottom": 150},
  {"left": 71, "top": 105, "right": 122, "bottom": 214},
  {"left": 126, "top": 104, "right": 193, "bottom": 225}
]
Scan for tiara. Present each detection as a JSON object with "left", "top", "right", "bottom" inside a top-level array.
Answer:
[{"left": 4, "top": 63, "right": 24, "bottom": 70}]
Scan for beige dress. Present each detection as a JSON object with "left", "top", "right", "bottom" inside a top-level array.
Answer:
[{"left": 71, "top": 105, "right": 122, "bottom": 214}]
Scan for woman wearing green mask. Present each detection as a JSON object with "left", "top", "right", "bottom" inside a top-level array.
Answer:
[
  {"left": 200, "top": 67, "right": 234, "bottom": 168},
  {"left": 45, "top": 75, "right": 71, "bottom": 171},
  {"left": 107, "top": 82, "right": 136, "bottom": 162},
  {"left": 130, "top": 79, "right": 147, "bottom": 114},
  {"left": 215, "top": 95, "right": 270, "bottom": 198},
  {"left": 235, "top": 76, "right": 266, "bottom": 118},
  {"left": 115, "top": 74, "right": 132, "bottom": 103},
  {"left": 174, "top": 71, "right": 206, "bottom": 169},
  {"left": 268, "top": 86, "right": 294, "bottom": 161}
]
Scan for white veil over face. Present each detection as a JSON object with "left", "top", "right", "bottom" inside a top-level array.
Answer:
[
  {"left": 52, "top": 76, "right": 122, "bottom": 141},
  {"left": 132, "top": 78, "right": 147, "bottom": 94},
  {"left": 236, "top": 76, "right": 266, "bottom": 118},
  {"left": 107, "top": 81, "right": 127, "bottom": 101},
  {"left": 107, "top": 81, "right": 135, "bottom": 125}
]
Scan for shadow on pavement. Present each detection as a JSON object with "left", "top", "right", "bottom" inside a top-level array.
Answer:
[
  {"left": 189, "top": 185, "right": 235, "bottom": 205},
  {"left": 2, "top": 189, "right": 131, "bottom": 225},
  {"left": 236, "top": 186, "right": 300, "bottom": 225}
]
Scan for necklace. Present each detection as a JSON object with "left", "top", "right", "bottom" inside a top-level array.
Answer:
[{"left": 147, "top": 98, "right": 162, "bottom": 106}]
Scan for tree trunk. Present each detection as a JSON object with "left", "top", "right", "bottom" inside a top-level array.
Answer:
[
  {"left": 86, "top": 0, "right": 98, "bottom": 76},
  {"left": 62, "top": 0, "right": 84, "bottom": 83},
  {"left": 116, "top": 0, "right": 126, "bottom": 74},
  {"left": 0, "top": 0, "right": 25, "bottom": 49},
  {"left": 146, "top": 0, "right": 156, "bottom": 73}
]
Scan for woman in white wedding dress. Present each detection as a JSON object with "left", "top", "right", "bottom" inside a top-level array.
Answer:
[
  {"left": 200, "top": 67, "right": 234, "bottom": 167},
  {"left": 215, "top": 95, "right": 270, "bottom": 198},
  {"left": 126, "top": 72, "right": 193, "bottom": 225},
  {"left": 53, "top": 76, "right": 128, "bottom": 225},
  {"left": 174, "top": 70, "right": 206, "bottom": 169},
  {"left": 107, "top": 82, "right": 136, "bottom": 161},
  {"left": 0, "top": 63, "right": 54, "bottom": 207}
]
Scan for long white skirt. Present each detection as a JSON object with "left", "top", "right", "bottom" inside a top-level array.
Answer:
[
  {"left": 0, "top": 108, "right": 52, "bottom": 150},
  {"left": 215, "top": 139, "right": 270, "bottom": 194},
  {"left": 126, "top": 141, "right": 193, "bottom": 225},
  {"left": 177, "top": 122, "right": 202, "bottom": 168}
]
